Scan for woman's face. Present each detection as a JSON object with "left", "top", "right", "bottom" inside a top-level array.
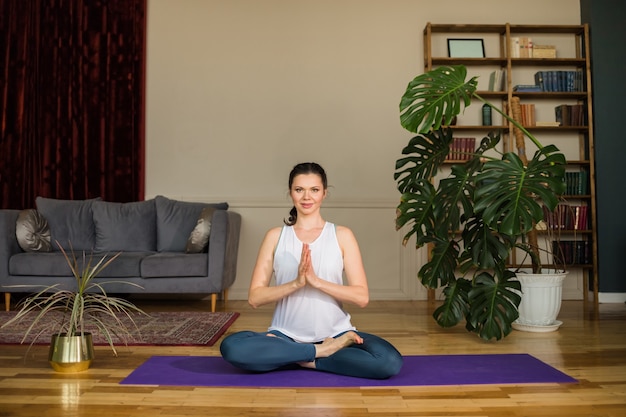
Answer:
[{"left": 290, "top": 173, "right": 327, "bottom": 215}]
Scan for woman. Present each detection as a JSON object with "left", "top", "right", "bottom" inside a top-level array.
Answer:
[{"left": 220, "top": 162, "right": 403, "bottom": 379}]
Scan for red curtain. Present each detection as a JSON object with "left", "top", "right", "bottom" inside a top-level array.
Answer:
[{"left": 0, "top": 0, "right": 146, "bottom": 209}]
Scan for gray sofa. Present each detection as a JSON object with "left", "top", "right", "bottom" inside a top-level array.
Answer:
[{"left": 1, "top": 195, "right": 241, "bottom": 312}]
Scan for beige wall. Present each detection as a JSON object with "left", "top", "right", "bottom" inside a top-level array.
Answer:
[{"left": 145, "top": 0, "right": 583, "bottom": 300}]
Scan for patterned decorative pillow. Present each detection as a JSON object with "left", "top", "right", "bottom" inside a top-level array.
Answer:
[
  {"left": 15, "top": 209, "right": 52, "bottom": 252},
  {"left": 154, "top": 195, "right": 228, "bottom": 252},
  {"left": 185, "top": 207, "right": 216, "bottom": 253}
]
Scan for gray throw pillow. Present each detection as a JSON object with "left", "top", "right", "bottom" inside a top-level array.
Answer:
[
  {"left": 35, "top": 197, "right": 101, "bottom": 251},
  {"left": 15, "top": 209, "right": 52, "bottom": 252},
  {"left": 92, "top": 199, "right": 157, "bottom": 252},
  {"left": 154, "top": 195, "right": 228, "bottom": 252},
  {"left": 185, "top": 207, "right": 216, "bottom": 253}
]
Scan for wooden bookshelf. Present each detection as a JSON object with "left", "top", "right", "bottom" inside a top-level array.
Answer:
[{"left": 423, "top": 23, "right": 598, "bottom": 308}]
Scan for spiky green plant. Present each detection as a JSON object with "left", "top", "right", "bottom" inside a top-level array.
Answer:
[
  {"left": 395, "top": 65, "right": 566, "bottom": 340},
  {"left": 1, "top": 242, "right": 147, "bottom": 356}
]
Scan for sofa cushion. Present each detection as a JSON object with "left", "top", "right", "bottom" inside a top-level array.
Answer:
[
  {"left": 94, "top": 252, "right": 152, "bottom": 277},
  {"left": 9, "top": 252, "right": 72, "bottom": 276},
  {"left": 15, "top": 209, "right": 52, "bottom": 252},
  {"left": 185, "top": 207, "right": 216, "bottom": 253},
  {"left": 141, "top": 252, "right": 208, "bottom": 278},
  {"left": 35, "top": 197, "right": 100, "bottom": 251},
  {"left": 92, "top": 200, "right": 156, "bottom": 252},
  {"left": 154, "top": 195, "right": 228, "bottom": 252},
  {"left": 9, "top": 251, "right": 150, "bottom": 278}
]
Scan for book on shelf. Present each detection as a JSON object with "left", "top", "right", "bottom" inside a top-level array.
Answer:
[
  {"left": 555, "top": 240, "right": 591, "bottom": 265},
  {"left": 520, "top": 103, "right": 536, "bottom": 126},
  {"left": 534, "top": 70, "right": 583, "bottom": 92},
  {"left": 446, "top": 137, "right": 476, "bottom": 161},
  {"left": 565, "top": 171, "right": 589, "bottom": 195},
  {"left": 513, "top": 84, "right": 542, "bottom": 92},
  {"left": 488, "top": 69, "right": 505, "bottom": 91},
  {"left": 510, "top": 36, "right": 533, "bottom": 58},
  {"left": 510, "top": 37, "right": 520, "bottom": 58},
  {"left": 536, "top": 121, "right": 561, "bottom": 127},
  {"left": 533, "top": 44, "right": 557, "bottom": 58},
  {"left": 543, "top": 203, "right": 589, "bottom": 231},
  {"left": 555, "top": 104, "right": 585, "bottom": 126},
  {"left": 552, "top": 240, "right": 591, "bottom": 265},
  {"left": 520, "top": 37, "right": 533, "bottom": 58}
]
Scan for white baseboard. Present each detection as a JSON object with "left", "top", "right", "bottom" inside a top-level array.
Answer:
[{"left": 598, "top": 292, "right": 626, "bottom": 303}]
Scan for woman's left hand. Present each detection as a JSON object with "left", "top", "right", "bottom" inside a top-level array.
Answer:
[{"left": 300, "top": 243, "right": 322, "bottom": 288}]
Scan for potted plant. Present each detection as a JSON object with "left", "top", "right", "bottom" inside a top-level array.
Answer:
[
  {"left": 395, "top": 65, "right": 567, "bottom": 340},
  {"left": 1, "top": 242, "right": 147, "bottom": 372}
]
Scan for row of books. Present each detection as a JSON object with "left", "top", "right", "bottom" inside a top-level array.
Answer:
[
  {"left": 555, "top": 104, "right": 585, "bottom": 126},
  {"left": 446, "top": 137, "right": 476, "bottom": 161},
  {"left": 542, "top": 204, "right": 590, "bottom": 231},
  {"left": 509, "top": 37, "right": 557, "bottom": 58},
  {"left": 518, "top": 103, "right": 536, "bottom": 126},
  {"left": 489, "top": 70, "right": 583, "bottom": 93},
  {"left": 510, "top": 37, "right": 533, "bottom": 58},
  {"left": 565, "top": 171, "right": 589, "bottom": 196},
  {"left": 534, "top": 70, "right": 584, "bottom": 92},
  {"left": 552, "top": 240, "right": 592, "bottom": 265}
]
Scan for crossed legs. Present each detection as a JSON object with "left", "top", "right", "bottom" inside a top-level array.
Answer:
[{"left": 220, "top": 330, "right": 402, "bottom": 379}]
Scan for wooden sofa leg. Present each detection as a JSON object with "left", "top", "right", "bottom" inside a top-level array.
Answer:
[
  {"left": 211, "top": 293, "right": 217, "bottom": 313},
  {"left": 4, "top": 292, "right": 10, "bottom": 312}
]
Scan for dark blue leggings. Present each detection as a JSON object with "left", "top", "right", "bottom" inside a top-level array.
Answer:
[{"left": 220, "top": 330, "right": 403, "bottom": 379}]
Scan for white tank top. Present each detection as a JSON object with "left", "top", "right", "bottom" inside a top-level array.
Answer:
[{"left": 268, "top": 222, "right": 356, "bottom": 343}]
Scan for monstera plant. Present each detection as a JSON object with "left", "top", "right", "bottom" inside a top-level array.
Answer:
[{"left": 395, "top": 65, "right": 566, "bottom": 340}]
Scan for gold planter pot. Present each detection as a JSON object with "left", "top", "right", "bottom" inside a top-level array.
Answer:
[{"left": 48, "top": 332, "right": 95, "bottom": 373}]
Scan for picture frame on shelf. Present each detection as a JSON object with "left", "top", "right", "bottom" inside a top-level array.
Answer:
[{"left": 447, "top": 38, "right": 485, "bottom": 58}]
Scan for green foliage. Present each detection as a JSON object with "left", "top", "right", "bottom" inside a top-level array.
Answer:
[
  {"left": 395, "top": 65, "right": 566, "bottom": 341},
  {"left": 400, "top": 65, "right": 478, "bottom": 134},
  {"left": 1, "top": 242, "right": 147, "bottom": 356}
]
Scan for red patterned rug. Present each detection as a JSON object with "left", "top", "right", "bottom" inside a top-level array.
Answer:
[{"left": 0, "top": 311, "right": 239, "bottom": 347}]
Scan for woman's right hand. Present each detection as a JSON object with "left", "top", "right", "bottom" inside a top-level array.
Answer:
[{"left": 295, "top": 243, "right": 310, "bottom": 289}]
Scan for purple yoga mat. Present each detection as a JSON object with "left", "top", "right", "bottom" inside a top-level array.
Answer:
[{"left": 120, "top": 354, "right": 577, "bottom": 388}]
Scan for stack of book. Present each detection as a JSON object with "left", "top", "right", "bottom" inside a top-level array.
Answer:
[
  {"left": 543, "top": 204, "right": 590, "bottom": 231},
  {"left": 534, "top": 70, "right": 584, "bottom": 92},
  {"left": 513, "top": 84, "right": 542, "bottom": 92},
  {"left": 510, "top": 37, "right": 533, "bottom": 58},
  {"left": 552, "top": 240, "right": 591, "bottom": 265},
  {"left": 565, "top": 171, "right": 589, "bottom": 195},
  {"left": 519, "top": 103, "right": 536, "bottom": 126},
  {"left": 532, "top": 44, "right": 557, "bottom": 58},
  {"left": 446, "top": 137, "right": 476, "bottom": 161},
  {"left": 555, "top": 104, "right": 585, "bottom": 126}
]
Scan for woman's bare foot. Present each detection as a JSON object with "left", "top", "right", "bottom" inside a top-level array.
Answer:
[
  {"left": 299, "top": 332, "right": 362, "bottom": 369},
  {"left": 315, "top": 331, "right": 363, "bottom": 358}
]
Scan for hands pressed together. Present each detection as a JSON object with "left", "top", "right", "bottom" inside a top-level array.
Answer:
[{"left": 295, "top": 243, "right": 321, "bottom": 289}]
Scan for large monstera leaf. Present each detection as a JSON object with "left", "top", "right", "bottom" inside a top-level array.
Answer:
[
  {"left": 395, "top": 129, "right": 455, "bottom": 192},
  {"left": 466, "top": 270, "right": 522, "bottom": 341},
  {"left": 433, "top": 269, "right": 521, "bottom": 341},
  {"left": 400, "top": 65, "right": 478, "bottom": 134},
  {"left": 395, "top": 180, "right": 436, "bottom": 246},
  {"left": 433, "top": 278, "right": 472, "bottom": 328},
  {"left": 462, "top": 216, "right": 512, "bottom": 271},
  {"left": 474, "top": 145, "right": 566, "bottom": 236},
  {"left": 418, "top": 235, "right": 461, "bottom": 288}
]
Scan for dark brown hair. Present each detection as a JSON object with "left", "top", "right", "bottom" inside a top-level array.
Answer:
[{"left": 284, "top": 162, "right": 328, "bottom": 226}]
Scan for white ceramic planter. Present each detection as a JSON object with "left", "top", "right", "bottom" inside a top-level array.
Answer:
[{"left": 512, "top": 271, "right": 567, "bottom": 332}]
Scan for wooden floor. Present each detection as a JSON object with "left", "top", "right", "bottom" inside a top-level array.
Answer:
[{"left": 1, "top": 298, "right": 625, "bottom": 416}]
